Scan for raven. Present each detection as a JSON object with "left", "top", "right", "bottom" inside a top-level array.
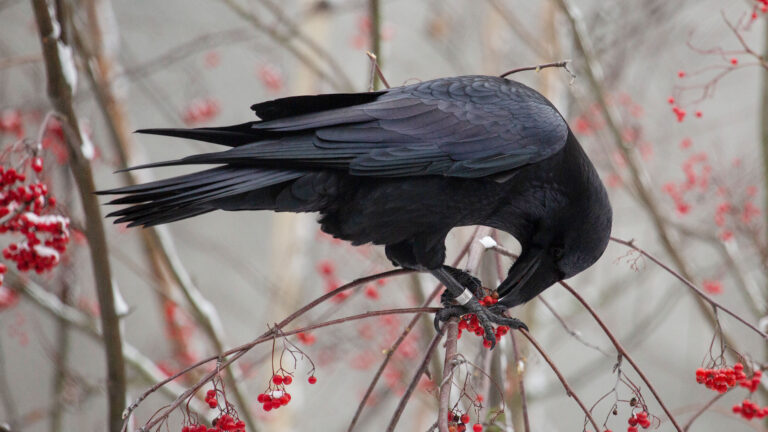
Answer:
[{"left": 98, "top": 75, "right": 612, "bottom": 347}]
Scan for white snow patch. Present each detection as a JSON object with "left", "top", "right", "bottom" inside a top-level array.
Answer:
[
  {"left": 270, "top": 390, "right": 284, "bottom": 398},
  {"left": 32, "top": 244, "right": 60, "bottom": 263},
  {"left": 112, "top": 279, "right": 130, "bottom": 316},
  {"left": 46, "top": 0, "right": 60, "bottom": 38},
  {"left": 79, "top": 125, "right": 94, "bottom": 160},
  {"left": 23, "top": 212, "right": 70, "bottom": 231},
  {"left": 478, "top": 236, "right": 497, "bottom": 249},
  {"left": 56, "top": 41, "right": 77, "bottom": 93}
]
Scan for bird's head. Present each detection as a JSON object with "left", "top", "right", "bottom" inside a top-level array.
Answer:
[{"left": 498, "top": 181, "right": 612, "bottom": 307}]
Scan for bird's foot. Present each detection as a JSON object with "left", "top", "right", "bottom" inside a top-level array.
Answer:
[{"left": 433, "top": 300, "right": 528, "bottom": 349}]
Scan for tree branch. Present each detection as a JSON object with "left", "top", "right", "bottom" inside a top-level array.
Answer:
[
  {"left": 30, "top": 2, "right": 125, "bottom": 430},
  {"left": 518, "top": 329, "right": 601, "bottom": 431}
]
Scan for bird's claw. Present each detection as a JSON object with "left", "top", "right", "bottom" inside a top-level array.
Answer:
[{"left": 433, "top": 300, "right": 528, "bottom": 349}]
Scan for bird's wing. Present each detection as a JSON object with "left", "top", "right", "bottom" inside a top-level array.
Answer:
[{"left": 135, "top": 76, "right": 568, "bottom": 178}]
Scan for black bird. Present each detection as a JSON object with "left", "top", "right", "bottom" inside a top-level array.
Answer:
[{"left": 98, "top": 75, "right": 612, "bottom": 347}]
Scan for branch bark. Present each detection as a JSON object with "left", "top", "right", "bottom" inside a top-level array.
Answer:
[
  {"left": 30, "top": 2, "right": 126, "bottom": 430},
  {"left": 436, "top": 319, "right": 458, "bottom": 432}
]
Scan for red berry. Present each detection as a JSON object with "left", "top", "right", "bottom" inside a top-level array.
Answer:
[
  {"left": 308, "top": 375, "right": 317, "bottom": 384},
  {"left": 283, "top": 375, "right": 293, "bottom": 385},
  {"left": 730, "top": 58, "right": 738, "bottom": 66},
  {"left": 273, "top": 375, "right": 283, "bottom": 385},
  {"left": 678, "top": 70, "right": 686, "bottom": 78},
  {"left": 667, "top": 97, "right": 675, "bottom": 104},
  {"left": 31, "top": 157, "right": 43, "bottom": 173},
  {"left": 207, "top": 398, "right": 217, "bottom": 408},
  {"left": 460, "top": 414, "right": 470, "bottom": 424},
  {"left": 695, "top": 111, "right": 702, "bottom": 118},
  {"left": 472, "top": 424, "right": 482, "bottom": 432}
]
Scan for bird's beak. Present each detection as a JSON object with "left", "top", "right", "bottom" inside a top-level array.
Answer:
[{"left": 496, "top": 250, "right": 559, "bottom": 308}]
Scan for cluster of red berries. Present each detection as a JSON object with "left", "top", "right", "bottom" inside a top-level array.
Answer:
[
  {"left": 626, "top": 410, "right": 652, "bottom": 431},
  {"left": 183, "top": 99, "right": 220, "bottom": 126},
  {"left": 257, "top": 64, "right": 284, "bottom": 93},
  {"left": 0, "top": 110, "right": 24, "bottom": 139},
  {"left": 205, "top": 389, "right": 219, "bottom": 408},
  {"left": 695, "top": 363, "right": 761, "bottom": 393},
  {"left": 751, "top": 0, "right": 768, "bottom": 19},
  {"left": 733, "top": 399, "right": 768, "bottom": 420},
  {"left": 446, "top": 411, "right": 482, "bottom": 432},
  {"left": 182, "top": 413, "right": 246, "bottom": 432},
  {"left": 0, "top": 163, "right": 69, "bottom": 279},
  {"left": 661, "top": 152, "right": 710, "bottom": 216},
  {"left": 317, "top": 259, "right": 349, "bottom": 303},
  {"left": 458, "top": 314, "right": 510, "bottom": 349},
  {"left": 256, "top": 373, "right": 304, "bottom": 412},
  {"left": 296, "top": 331, "right": 316, "bottom": 346}
]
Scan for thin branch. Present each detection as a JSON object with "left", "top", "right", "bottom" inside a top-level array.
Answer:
[
  {"left": 347, "top": 284, "right": 441, "bottom": 431},
  {"left": 216, "top": 0, "right": 353, "bottom": 91},
  {"left": 509, "top": 332, "right": 530, "bottom": 432},
  {"left": 437, "top": 319, "right": 459, "bottom": 432},
  {"left": 258, "top": 0, "right": 356, "bottom": 90},
  {"left": 75, "top": 1, "right": 259, "bottom": 425},
  {"left": 558, "top": 280, "right": 684, "bottom": 431},
  {"left": 368, "top": 0, "right": 382, "bottom": 90},
  {"left": 140, "top": 306, "right": 440, "bottom": 431},
  {"left": 554, "top": 0, "right": 750, "bottom": 368},
  {"left": 518, "top": 329, "right": 601, "bottom": 432},
  {"left": 366, "top": 51, "right": 390, "bottom": 90},
  {"left": 386, "top": 325, "right": 446, "bottom": 432},
  {"left": 610, "top": 237, "right": 768, "bottom": 339},
  {"left": 682, "top": 392, "right": 725, "bottom": 431},
  {"left": 10, "top": 270, "right": 208, "bottom": 416},
  {"left": 499, "top": 60, "right": 574, "bottom": 83},
  {"left": 31, "top": 2, "right": 125, "bottom": 430},
  {"left": 0, "top": 53, "right": 40, "bottom": 70},
  {"left": 123, "top": 269, "right": 411, "bottom": 428},
  {"left": 347, "top": 230, "right": 477, "bottom": 431}
]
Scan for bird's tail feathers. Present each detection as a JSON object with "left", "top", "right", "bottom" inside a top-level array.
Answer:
[
  {"left": 135, "top": 122, "right": 262, "bottom": 147},
  {"left": 98, "top": 166, "right": 303, "bottom": 228}
]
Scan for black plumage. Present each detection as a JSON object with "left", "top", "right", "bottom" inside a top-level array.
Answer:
[{"left": 98, "top": 75, "right": 613, "bottom": 346}]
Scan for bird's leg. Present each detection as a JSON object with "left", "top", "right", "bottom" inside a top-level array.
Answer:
[
  {"left": 438, "top": 265, "right": 483, "bottom": 305},
  {"left": 430, "top": 267, "right": 527, "bottom": 349}
]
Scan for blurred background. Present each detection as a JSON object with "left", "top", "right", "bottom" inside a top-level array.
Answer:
[{"left": 0, "top": 0, "right": 766, "bottom": 431}]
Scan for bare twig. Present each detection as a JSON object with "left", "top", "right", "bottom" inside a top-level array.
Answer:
[
  {"left": 368, "top": 0, "right": 382, "bottom": 90},
  {"left": 386, "top": 325, "right": 446, "bottom": 432},
  {"left": 0, "top": 338, "right": 19, "bottom": 430},
  {"left": 347, "top": 284, "right": 441, "bottom": 432},
  {"left": 216, "top": 0, "right": 353, "bottom": 91},
  {"left": 499, "top": 60, "right": 574, "bottom": 83},
  {"left": 366, "top": 51, "right": 390, "bottom": 90},
  {"left": 509, "top": 333, "right": 530, "bottom": 432},
  {"left": 682, "top": 391, "right": 725, "bottom": 431},
  {"left": 75, "top": 1, "right": 260, "bottom": 425},
  {"left": 518, "top": 329, "right": 601, "bottom": 432},
  {"left": 437, "top": 319, "right": 459, "bottom": 432},
  {"left": 610, "top": 237, "right": 768, "bottom": 340},
  {"left": 258, "top": 0, "right": 355, "bottom": 90},
  {"left": 348, "top": 229, "right": 477, "bottom": 431},
  {"left": 558, "top": 280, "right": 684, "bottom": 431},
  {"left": 123, "top": 269, "right": 410, "bottom": 428},
  {"left": 11, "top": 269, "right": 208, "bottom": 416},
  {"left": 31, "top": 2, "right": 126, "bottom": 430},
  {"left": 554, "top": 0, "right": 749, "bottom": 367},
  {"left": 0, "top": 53, "right": 40, "bottom": 70},
  {"left": 140, "top": 306, "right": 440, "bottom": 431}
]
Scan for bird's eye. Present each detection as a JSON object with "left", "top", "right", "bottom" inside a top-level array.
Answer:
[{"left": 552, "top": 246, "right": 565, "bottom": 260}]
